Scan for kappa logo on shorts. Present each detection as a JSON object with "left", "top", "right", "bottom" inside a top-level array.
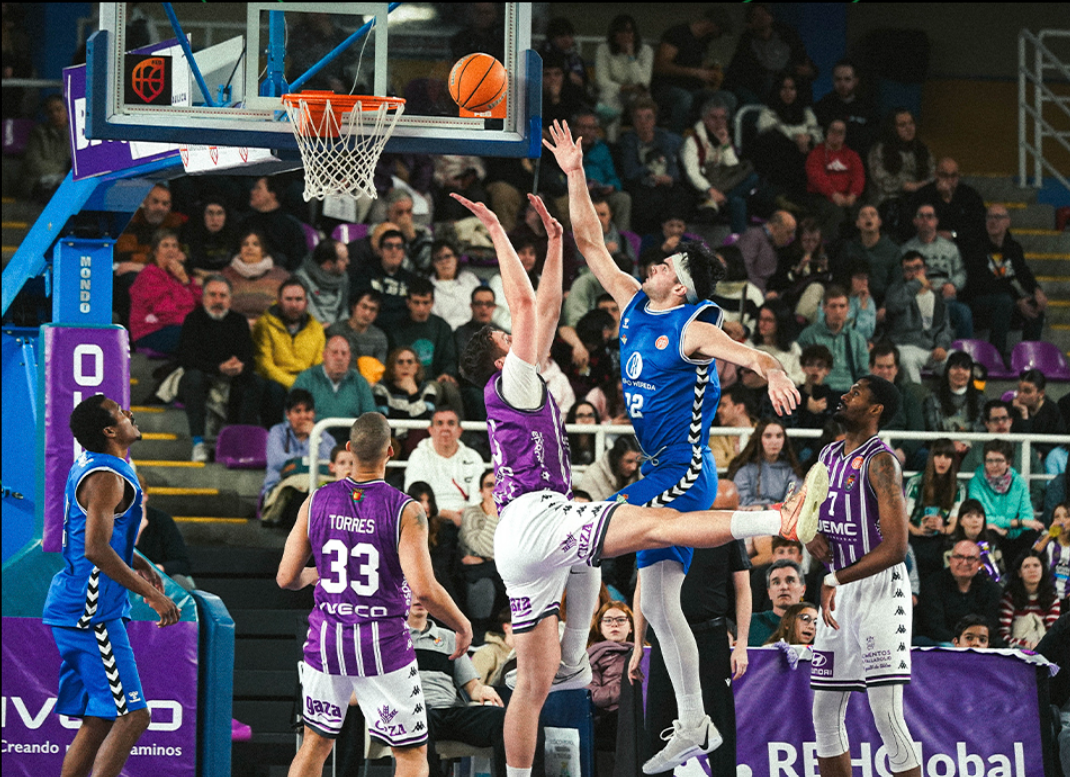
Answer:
[
  {"left": 510, "top": 596, "right": 533, "bottom": 618},
  {"left": 810, "top": 650, "right": 834, "bottom": 677}
]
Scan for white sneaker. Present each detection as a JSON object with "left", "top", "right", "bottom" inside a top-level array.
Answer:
[
  {"left": 550, "top": 654, "right": 593, "bottom": 692},
  {"left": 642, "top": 715, "right": 722, "bottom": 774},
  {"left": 191, "top": 442, "right": 209, "bottom": 463},
  {"left": 780, "top": 463, "right": 829, "bottom": 543}
]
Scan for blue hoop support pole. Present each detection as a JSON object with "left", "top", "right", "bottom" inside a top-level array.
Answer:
[
  {"left": 161, "top": 3, "right": 217, "bottom": 108},
  {"left": 289, "top": 3, "right": 401, "bottom": 93}
]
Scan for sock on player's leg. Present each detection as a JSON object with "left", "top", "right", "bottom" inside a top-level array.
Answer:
[
  {"left": 730, "top": 510, "right": 781, "bottom": 539},
  {"left": 560, "top": 566, "right": 601, "bottom": 667},
  {"left": 640, "top": 560, "right": 705, "bottom": 728}
]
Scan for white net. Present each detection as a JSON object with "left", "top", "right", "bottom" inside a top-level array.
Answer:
[{"left": 283, "top": 95, "right": 405, "bottom": 202}]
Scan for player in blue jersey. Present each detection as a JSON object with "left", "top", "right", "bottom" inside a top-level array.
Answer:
[
  {"left": 43, "top": 395, "right": 181, "bottom": 777},
  {"left": 453, "top": 191, "right": 820, "bottom": 777},
  {"left": 805, "top": 376, "right": 921, "bottom": 777},
  {"left": 545, "top": 120, "right": 804, "bottom": 773},
  {"left": 277, "top": 412, "right": 472, "bottom": 777}
]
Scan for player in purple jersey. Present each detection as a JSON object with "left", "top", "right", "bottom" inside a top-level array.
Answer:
[
  {"left": 452, "top": 191, "right": 821, "bottom": 777},
  {"left": 804, "top": 375, "right": 922, "bottom": 777},
  {"left": 47, "top": 395, "right": 180, "bottom": 777},
  {"left": 544, "top": 120, "right": 805, "bottom": 773},
  {"left": 278, "top": 412, "right": 472, "bottom": 777}
]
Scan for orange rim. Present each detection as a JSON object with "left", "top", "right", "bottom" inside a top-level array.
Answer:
[{"left": 281, "top": 90, "right": 406, "bottom": 137}]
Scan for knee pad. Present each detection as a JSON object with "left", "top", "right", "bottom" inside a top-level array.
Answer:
[
  {"left": 812, "top": 690, "right": 850, "bottom": 759},
  {"left": 867, "top": 685, "right": 920, "bottom": 771}
]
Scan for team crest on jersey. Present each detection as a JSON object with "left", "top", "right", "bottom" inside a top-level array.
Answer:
[
  {"left": 626, "top": 352, "right": 644, "bottom": 380},
  {"left": 655, "top": 335, "right": 669, "bottom": 350},
  {"left": 851, "top": 456, "right": 864, "bottom": 470},
  {"left": 615, "top": 493, "right": 630, "bottom": 504},
  {"left": 845, "top": 474, "right": 857, "bottom": 492},
  {"left": 351, "top": 489, "right": 365, "bottom": 503}
]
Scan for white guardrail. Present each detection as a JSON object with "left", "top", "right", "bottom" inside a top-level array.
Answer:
[
  {"left": 1018, "top": 28, "right": 1070, "bottom": 193},
  {"left": 309, "top": 417, "right": 1070, "bottom": 495}
]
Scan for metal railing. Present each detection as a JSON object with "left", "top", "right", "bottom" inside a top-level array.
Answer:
[
  {"left": 308, "top": 418, "right": 1069, "bottom": 498},
  {"left": 1018, "top": 29, "right": 1070, "bottom": 194}
]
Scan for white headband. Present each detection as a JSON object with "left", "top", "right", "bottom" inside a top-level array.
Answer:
[{"left": 670, "top": 252, "right": 699, "bottom": 304}]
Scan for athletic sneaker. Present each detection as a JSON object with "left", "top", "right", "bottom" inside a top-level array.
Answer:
[
  {"left": 642, "top": 715, "right": 723, "bottom": 774},
  {"left": 550, "top": 654, "right": 593, "bottom": 692},
  {"left": 778, "top": 463, "right": 829, "bottom": 543},
  {"left": 192, "top": 441, "right": 209, "bottom": 463}
]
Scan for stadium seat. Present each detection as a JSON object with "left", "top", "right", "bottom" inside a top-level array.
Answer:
[
  {"left": 301, "top": 222, "right": 322, "bottom": 252},
  {"left": 215, "top": 425, "right": 268, "bottom": 469},
  {"left": 1002, "top": 389, "right": 1017, "bottom": 403},
  {"left": 950, "top": 339, "right": 1015, "bottom": 379},
  {"left": 231, "top": 719, "right": 252, "bottom": 742},
  {"left": 2, "top": 118, "right": 34, "bottom": 156},
  {"left": 1010, "top": 340, "right": 1070, "bottom": 381},
  {"left": 331, "top": 223, "right": 368, "bottom": 244}
]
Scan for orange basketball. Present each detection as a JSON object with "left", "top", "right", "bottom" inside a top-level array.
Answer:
[{"left": 449, "top": 53, "right": 507, "bottom": 112}]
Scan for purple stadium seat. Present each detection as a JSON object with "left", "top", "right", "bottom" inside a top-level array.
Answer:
[
  {"left": 1010, "top": 340, "right": 1070, "bottom": 381},
  {"left": 331, "top": 223, "right": 368, "bottom": 244},
  {"left": 619, "top": 230, "right": 641, "bottom": 260},
  {"left": 301, "top": 222, "right": 322, "bottom": 252},
  {"left": 215, "top": 425, "right": 268, "bottom": 469},
  {"left": 2, "top": 118, "right": 34, "bottom": 156},
  {"left": 231, "top": 719, "right": 252, "bottom": 742},
  {"left": 950, "top": 339, "right": 1015, "bottom": 379},
  {"left": 1002, "top": 390, "right": 1017, "bottom": 403}
]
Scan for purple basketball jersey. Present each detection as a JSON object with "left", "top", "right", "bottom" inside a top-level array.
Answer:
[
  {"left": 817, "top": 436, "right": 897, "bottom": 571},
  {"left": 483, "top": 371, "right": 573, "bottom": 511},
  {"left": 304, "top": 479, "right": 415, "bottom": 676}
]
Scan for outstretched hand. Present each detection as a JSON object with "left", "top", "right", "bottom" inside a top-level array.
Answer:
[
  {"left": 542, "top": 120, "right": 584, "bottom": 174},
  {"left": 449, "top": 193, "right": 501, "bottom": 230},
  {"left": 527, "top": 193, "right": 562, "bottom": 240},
  {"left": 766, "top": 369, "right": 800, "bottom": 416}
]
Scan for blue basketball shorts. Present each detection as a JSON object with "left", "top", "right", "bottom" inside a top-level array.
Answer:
[{"left": 52, "top": 618, "right": 147, "bottom": 720}]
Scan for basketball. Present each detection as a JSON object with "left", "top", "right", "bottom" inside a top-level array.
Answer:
[{"left": 448, "top": 53, "right": 507, "bottom": 112}]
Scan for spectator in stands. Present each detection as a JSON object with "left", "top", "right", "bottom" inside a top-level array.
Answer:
[
  {"left": 325, "top": 290, "right": 389, "bottom": 381},
  {"left": 459, "top": 470, "right": 507, "bottom": 640},
  {"left": 392, "top": 277, "right": 460, "bottom": 396},
  {"left": 539, "top": 17, "right": 589, "bottom": 99},
  {"left": 454, "top": 287, "right": 497, "bottom": 359},
  {"left": 404, "top": 407, "right": 483, "bottom": 527},
  {"left": 969, "top": 438, "right": 1046, "bottom": 564},
  {"left": 554, "top": 308, "right": 617, "bottom": 403},
  {"left": 681, "top": 96, "right": 759, "bottom": 235},
  {"left": 293, "top": 238, "right": 349, "bottom": 326},
  {"left": 883, "top": 250, "right": 952, "bottom": 383},
  {"left": 913, "top": 157, "right": 987, "bottom": 245},
  {"left": 114, "top": 183, "right": 187, "bottom": 326},
  {"left": 260, "top": 388, "right": 335, "bottom": 524},
  {"left": 407, "top": 594, "right": 525, "bottom": 777},
  {"left": 620, "top": 97, "right": 690, "bottom": 234},
  {"left": 962, "top": 204, "right": 1047, "bottom": 361},
  {"left": 488, "top": 234, "right": 539, "bottom": 334},
  {"left": 804, "top": 118, "right": 865, "bottom": 239},
  {"left": 1012, "top": 369, "right": 1066, "bottom": 462},
  {"left": 433, "top": 154, "right": 488, "bottom": 224},
  {"left": 222, "top": 228, "right": 291, "bottom": 322},
  {"left": 240, "top": 176, "right": 308, "bottom": 271},
  {"left": 711, "top": 383, "right": 757, "bottom": 469},
  {"left": 753, "top": 71, "right": 823, "bottom": 202},
  {"left": 947, "top": 499, "right": 1006, "bottom": 583},
  {"left": 768, "top": 217, "right": 833, "bottom": 323},
  {"left": 373, "top": 347, "right": 440, "bottom": 458},
  {"left": 566, "top": 401, "right": 602, "bottom": 468},
  {"left": 951, "top": 614, "right": 991, "bottom": 648},
  {"left": 586, "top": 599, "right": 635, "bottom": 764},
  {"left": 727, "top": 418, "right": 802, "bottom": 508},
  {"left": 637, "top": 209, "right": 689, "bottom": 261},
  {"left": 287, "top": 13, "right": 352, "bottom": 93},
  {"left": 572, "top": 110, "right": 633, "bottom": 233},
  {"left": 923, "top": 350, "right": 985, "bottom": 457},
  {"left": 253, "top": 278, "right": 326, "bottom": 423},
  {"left": 748, "top": 559, "right": 806, "bottom": 646},
  {"left": 797, "top": 286, "right": 869, "bottom": 397},
  {"left": 576, "top": 435, "right": 642, "bottom": 503},
  {"left": 291, "top": 336, "right": 376, "bottom": 440},
  {"left": 472, "top": 606, "right": 516, "bottom": 687},
  {"left": 23, "top": 93, "right": 70, "bottom": 202},
  {"left": 869, "top": 341, "right": 929, "bottom": 469},
  {"left": 961, "top": 399, "right": 1045, "bottom": 508},
  {"left": 905, "top": 439, "right": 966, "bottom": 578},
  {"left": 1000, "top": 550, "right": 1061, "bottom": 650},
  {"left": 917, "top": 538, "right": 1004, "bottom": 646},
  {"left": 129, "top": 229, "right": 201, "bottom": 356},
  {"left": 177, "top": 275, "right": 263, "bottom": 462},
  {"left": 136, "top": 476, "right": 195, "bottom": 591},
  {"left": 752, "top": 300, "right": 804, "bottom": 385},
  {"left": 900, "top": 203, "right": 973, "bottom": 338},
  {"left": 762, "top": 602, "right": 818, "bottom": 646},
  {"left": 1035, "top": 503, "right": 1070, "bottom": 611},
  {"left": 735, "top": 210, "right": 796, "bottom": 295},
  {"left": 377, "top": 189, "right": 433, "bottom": 273},
  {"left": 867, "top": 109, "right": 934, "bottom": 242},
  {"left": 796, "top": 343, "right": 836, "bottom": 432},
  {"left": 594, "top": 14, "right": 654, "bottom": 143},
  {"left": 183, "top": 199, "right": 238, "bottom": 277},
  {"left": 449, "top": 2, "right": 504, "bottom": 61},
  {"left": 650, "top": 7, "right": 734, "bottom": 134},
  {"left": 813, "top": 59, "right": 880, "bottom": 156},
  {"left": 724, "top": 3, "right": 816, "bottom": 106},
  {"left": 836, "top": 204, "right": 901, "bottom": 305},
  {"left": 428, "top": 239, "right": 481, "bottom": 331},
  {"left": 327, "top": 443, "right": 357, "bottom": 480},
  {"left": 350, "top": 228, "right": 417, "bottom": 332},
  {"left": 710, "top": 244, "right": 763, "bottom": 337}
]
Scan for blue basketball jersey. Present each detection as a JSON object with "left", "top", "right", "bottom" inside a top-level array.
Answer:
[
  {"left": 43, "top": 452, "right": 141, "bottom": 627},
  {"left": 619, "top": 291, "right": 724, "bottom": 457}
]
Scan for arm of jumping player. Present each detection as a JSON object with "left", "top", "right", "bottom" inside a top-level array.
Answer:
[
  {"left": 398, "top": 500, "right": 473, "bottom": 658},
  {"left": 277, "top": 496, "right": 319, "bottom": 590},
  {"left": 450, "top": 194, "right": 538, "bottom": 367},
  {"left": 543, "top": 120, "right": 641, "bottom": 311},
  {"left": 530, "top": 193, "right": 564, "bottom": 362},
  {"left": 820, "top": 451, "right": 909, "bottom": 629},
  {"left": 683, "top": 321, "right": 800, "bottom": 415}
]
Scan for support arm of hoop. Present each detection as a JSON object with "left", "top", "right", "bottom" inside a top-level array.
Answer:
[{"left": 290, "top": 2, "right": 401, "bottom": 93}]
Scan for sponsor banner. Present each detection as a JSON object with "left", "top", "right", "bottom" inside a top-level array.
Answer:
[
  {"left": 1, "top": 617, "right": 198, "bottom": 776},
  {"left": 179, "top": 144, "right": 277, "bottom": 174},
  {"left": 40, "top": 325, "right": 130, "bottom": 553}
]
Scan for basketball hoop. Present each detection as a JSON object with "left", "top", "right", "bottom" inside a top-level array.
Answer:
[{"left": 281, "top": 90, "right": 406, "bottom": 202}]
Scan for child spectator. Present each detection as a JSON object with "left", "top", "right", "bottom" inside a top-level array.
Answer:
[
  {"left": 797, "top": 344, "right": 835, "bottom": 430},
  {"left": 951, "top": 614, "right": 991, "bottom": 648},
  {"left": 762, "top": 601, "right": 818, "bottom": 646},
  {"left": 327, "top": 443, "right": 357, "bottom": 480}
]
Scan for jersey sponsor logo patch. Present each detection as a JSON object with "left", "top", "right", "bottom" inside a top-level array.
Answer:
[
  {"left": 655, "top": 335, "right": 669, "bottom": 350},
  {"left": 351, "top": 488, "right": 365, "bottom": 503},
  {"left": 307, "top": 697, "right": 343, "bottom": 723},
  {"left": 810, "top": 650, "right": 834, "bottom": 677},
  {"left": 510, "top": 596, "right": 533, "bottom": 619},
  {"left": 851, "top": 456, "right": 864, "bottom": 470},
  {"left": 625, "top": 352, "right": 644, "bottom": 380}
]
